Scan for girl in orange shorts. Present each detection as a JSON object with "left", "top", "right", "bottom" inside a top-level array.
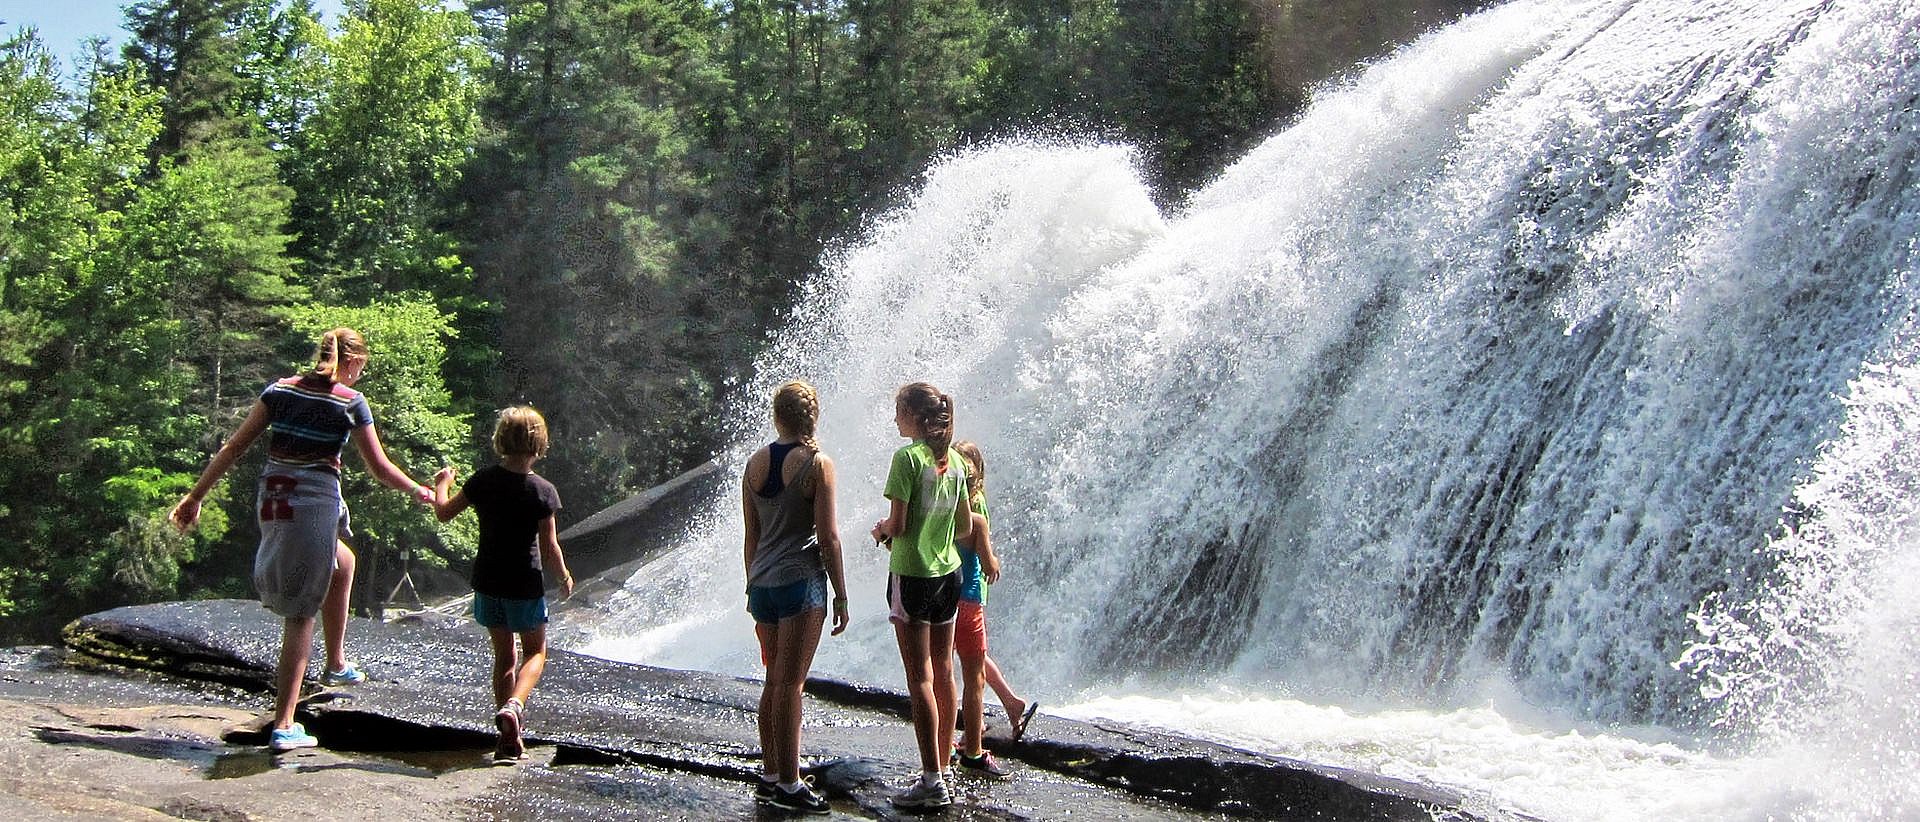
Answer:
[{"left": 950, "top": 441, "right": 1035, "bottom": 778}]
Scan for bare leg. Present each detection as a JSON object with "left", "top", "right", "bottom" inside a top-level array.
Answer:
[
  {"left": 272, "top": 616, "right": 317, "bottom": 729},
  {"left": 488, "top": 627, "right": 518, "bottom": 707},
  {"left": 930, "top": 623, "right": 957, "bottom": 767},
  {"left": 320, "top": 541, "right": 355, "bottom": 672},
  {"left": 508, "top": 625, "right": 549, "bottom": 706},
  {"left": 984, "top": 655, "right": 1025, "bottom": 721},
  {"left": 958, "top": 649, "right": 987, "bottom": 756},
  {"left": 754, "top": 622, "right": 778, "bottom": 777},
  {"left": 894, "top": 622, "right": 943, "bottom": 772},
  {"left": 764, "top": 609, "right": 825, "bottom": 783}
]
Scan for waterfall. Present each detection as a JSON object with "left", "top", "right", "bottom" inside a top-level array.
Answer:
[{"left": 575, "top": 0, "right": 1920, "bottom": 817}]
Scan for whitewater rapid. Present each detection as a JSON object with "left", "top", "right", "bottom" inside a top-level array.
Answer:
[{"left": 572, "top": 0, "right": 1920, "bottom": 818}]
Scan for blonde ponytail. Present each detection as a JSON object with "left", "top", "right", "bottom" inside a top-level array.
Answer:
[{"left": 311, "top": 327, "right": 367, "bottom": 383}]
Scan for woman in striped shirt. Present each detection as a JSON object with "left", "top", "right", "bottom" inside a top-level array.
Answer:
[{"left": 171, "top": 327, "right": 436, "bottom": 752}]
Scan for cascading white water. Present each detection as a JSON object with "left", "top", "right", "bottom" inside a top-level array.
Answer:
[{"left": 574, "top": 0, "right": 1920, "bottom": 818}]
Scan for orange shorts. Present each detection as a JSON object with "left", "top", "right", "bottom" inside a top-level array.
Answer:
[{"left": 954, "top": 600, "right": 987, "bottom": 658}]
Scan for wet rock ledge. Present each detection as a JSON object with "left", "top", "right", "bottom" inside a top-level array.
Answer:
[{"left": 40, "top": 600, "right": 1483, "bottom": 820}]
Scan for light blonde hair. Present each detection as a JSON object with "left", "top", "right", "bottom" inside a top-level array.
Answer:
[
  {"left": 311, "top": 327, "right": 367, "bottom": 383},
  {"left": 953, "top": 440, "right": 985, "bottom": 504},
  {"left": 493, "top": 405, "right": 550, "bottom": 457},
  {"left": 896, "top": 382, "right": 954, "bottom": 459},
  {"left": 772, "top": 380, "right": 821, "bottom": 452}
]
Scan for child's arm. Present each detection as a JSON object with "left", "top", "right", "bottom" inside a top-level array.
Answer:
[
  {"left": 873, "top": 448, "right": 910, "bottom": 546},
  {"left": 170, "top": 400, "right": 271, "bottom": 530},
  {"left": 971, "top": 511, "right": 999, "bottom": 584},
  {"left": 950, "top": 485, "right": 974, "bottom": 543},
  {"left": 430, "top": 467, "right": 469, "bottom": 522},
  {"left": 539, "top": 514, "right": 572, "bottom": 598},
  {"left": 812, "top": 455, "right": 849, "bottom": 635},
  {"left": 873, "top": 499, "right": 907, "bottom": 546}
]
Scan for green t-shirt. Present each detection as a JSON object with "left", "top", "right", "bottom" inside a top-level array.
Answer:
[{"left": 883, "top": 440, "right": 968, "bottom": 578}]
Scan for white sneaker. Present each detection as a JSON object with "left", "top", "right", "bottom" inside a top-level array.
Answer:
[{"left": 889, "top": 776, "right": 950, "bottom": 809}]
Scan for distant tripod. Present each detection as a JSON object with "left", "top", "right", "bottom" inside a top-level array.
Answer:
[{"left": 386, "top": 545, "right": 424, "bottom": 610}]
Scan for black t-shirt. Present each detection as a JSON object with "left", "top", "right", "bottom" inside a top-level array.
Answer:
[{"left": 464, "top": 464, "right": 562, "bottom": 599}]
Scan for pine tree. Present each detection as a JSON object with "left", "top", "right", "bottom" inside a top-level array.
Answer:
[{"left": 122, "top": 0, "right": 255, "bottom": 160}]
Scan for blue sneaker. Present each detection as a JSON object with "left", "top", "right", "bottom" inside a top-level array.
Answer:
[
  {"left": 321, "top": 663, "right": 366, "bottom": 686},
  {"left": 268, "top": 722, "right": 318, "bottom": 752}
]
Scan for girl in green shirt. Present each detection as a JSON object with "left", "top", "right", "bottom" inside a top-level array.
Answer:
[{"left": 870, "top": 381, "right": 973, "bottom": 809}]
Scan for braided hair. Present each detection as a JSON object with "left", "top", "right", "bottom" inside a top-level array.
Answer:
[{"left": 773, "top": 380, "right": 822, "bottom": 453}]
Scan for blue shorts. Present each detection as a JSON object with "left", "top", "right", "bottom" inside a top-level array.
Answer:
[
  {"left": 746, "top": 574, "right": 828, "bottom": 624},
  {"left": 473, "top": 592, "right": 548, "bottom": 632}
]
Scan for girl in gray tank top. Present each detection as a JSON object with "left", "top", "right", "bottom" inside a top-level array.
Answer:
[
  {"left": 742, "top": 380, "right": 848, "bottom": 813},
  {"left": 748, "top": 442, "right": 824, "bottom": 587}
]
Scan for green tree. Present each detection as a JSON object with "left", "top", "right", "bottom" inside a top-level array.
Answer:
[
  {"left": 843, "top": 0, "right": 993, "bottom": 190},
  {"left": 465, "top": 0, "right": 734, "bottom": 511},
  {"left": 974, "top": 0, "right": 1119, "bottom": 130},
  {"left": 286, "top": 0, "right": 483, "bottom": 301},
  {"left": 703, "top": 0, "right": 858, "bottom": 315},
  {"left": 122, "top": 0, "right": 254, "bottom": 159},
  {"left": 0, "top": 31, "right": 77, "bottom": 620},
  {"left": 1100, "top": 0, "right": 1293, "bottom": 197},
  {"left": 232, "top": 0, "right": 328, "bottom": 150},
  {"left": 126, "top": 137, "right": 303, "bottom": 430},
  {"left": 0, "top": 48, "right": 209, "bottom": 626}
]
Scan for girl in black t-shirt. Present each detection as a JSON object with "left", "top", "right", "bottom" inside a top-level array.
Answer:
[{"left": 431, "top": 406, "right": 574, "bottom": 762}]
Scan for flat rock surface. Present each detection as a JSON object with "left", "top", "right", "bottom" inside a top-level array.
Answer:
[{"left": 21, "top": 601, "right": 1483, "bottom": 820}]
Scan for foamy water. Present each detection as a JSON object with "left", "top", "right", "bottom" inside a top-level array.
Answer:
[{"left": 573, "top": 0, "right": 1920, "bottom": 817}]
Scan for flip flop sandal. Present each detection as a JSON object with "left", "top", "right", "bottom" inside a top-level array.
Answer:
[{"left": 1012, "top": 701, "right": 1039, "bottom": 742}]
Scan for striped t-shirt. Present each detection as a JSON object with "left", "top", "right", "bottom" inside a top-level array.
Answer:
[{"left": 261, "top": 375, "right": 373, "bottom": 472}]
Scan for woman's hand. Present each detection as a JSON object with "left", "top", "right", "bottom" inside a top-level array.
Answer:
[
  {"left": 982, "top": 554, "right": 1001, "bottom": 585},
  {"left": 830, "top": 597, "right": 849, "bottom": 635}
]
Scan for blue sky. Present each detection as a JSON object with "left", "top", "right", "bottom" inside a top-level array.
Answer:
[{"left": 5, "top": 1, "right": 349, "bottom": 60}]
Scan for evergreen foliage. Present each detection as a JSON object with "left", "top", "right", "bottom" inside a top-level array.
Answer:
[{"left": 0, "top": 0, "right": 1477, "bottom": 639}]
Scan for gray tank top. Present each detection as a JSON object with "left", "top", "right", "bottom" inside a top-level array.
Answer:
[{"left": 748, "top": 445, "right": 824, "bottom": 588}]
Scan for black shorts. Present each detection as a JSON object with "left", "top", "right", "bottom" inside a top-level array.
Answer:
[{"left": 886, "top": 571, "right": 962, "bottom": 625}]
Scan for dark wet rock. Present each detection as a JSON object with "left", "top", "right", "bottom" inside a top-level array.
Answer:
[
  {"left": 61, "top": 600, "right": 278, "bottom": 691},
  {"left": 556, "top": 457, "right": 728, "bottom": 585},
  {"left": 59, "top": 600, "right": 1486, "bottom": 820}
]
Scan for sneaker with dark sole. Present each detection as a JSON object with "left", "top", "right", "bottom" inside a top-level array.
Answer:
[
  {"left": 268, "top": 722, "right": 318, "bottom": 752},
  {"left": 768, "top": 781, "right": 830, "bottom": 815},
  {"left": 957, "top": 750, "right": 1010, "bottom": 778},
  {"left": 889, "top": 776, "right": 950, "bottom": 809}
]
